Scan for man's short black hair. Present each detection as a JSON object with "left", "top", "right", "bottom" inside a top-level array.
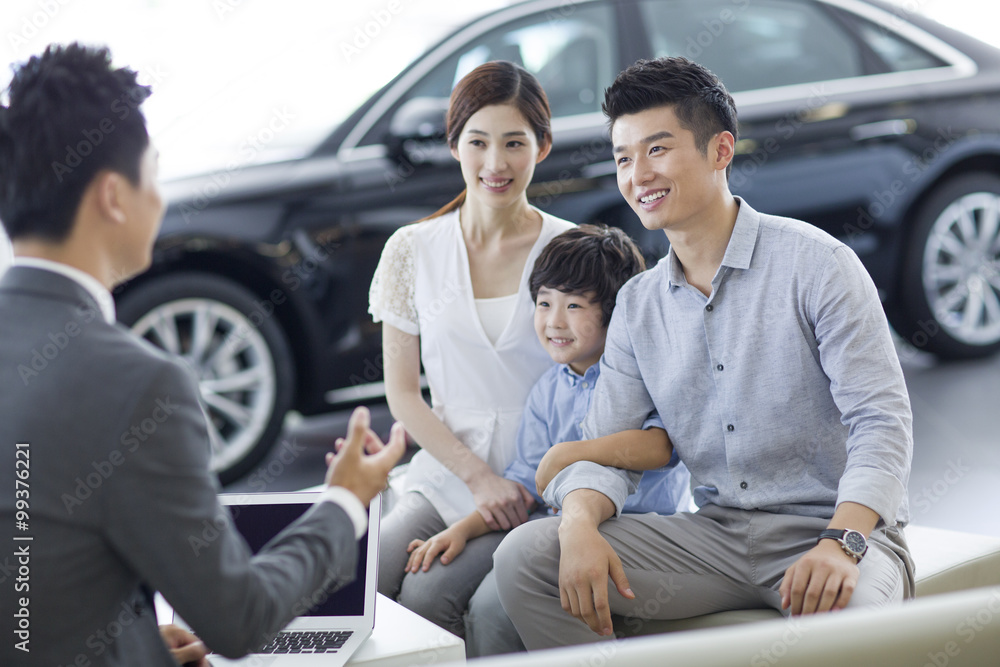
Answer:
[
  {"left": 0, "top": 43, "right": 151, "bottom": 242},
  {"left": 603, "top": 57, "right": 738, "bottom": 175},
  {"left": 529, "top": 224, "right": 645, "bottom": 327}
]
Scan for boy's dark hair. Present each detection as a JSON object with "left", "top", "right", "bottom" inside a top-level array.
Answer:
[
  {"left": 0, "top": 43, "right": 152, "bottom": 242},
  {"left": 529, "top": 224, "right": 645, "bottom": 327},
  {"left": 603, "top": 57, "right": 738, "bottom": 176}
]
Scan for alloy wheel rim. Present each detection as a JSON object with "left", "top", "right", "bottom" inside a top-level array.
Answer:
[
  {"left": 922, "top": 191, "right": 1000, "bottom": 346},
  {"left": 130, "top": 299, "right": 277, "bottom": 472}
]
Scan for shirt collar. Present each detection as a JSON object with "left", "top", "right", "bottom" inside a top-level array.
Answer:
[
  {"left": 12, "top": 257, "right": 116, "bottom": 324},
  {"left": 663, "top": 196, "right": 760, "bottom": 289},
  {"left": 560, "top": 362, "right": 601, "bottom": 386}
]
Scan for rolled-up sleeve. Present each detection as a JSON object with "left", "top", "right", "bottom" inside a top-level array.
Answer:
[
  {"left": 542, "top": 461, "right": 640, "bottom": 517},
  {"left": 813, "top": 246, "right": 912, "bottom": 525}
]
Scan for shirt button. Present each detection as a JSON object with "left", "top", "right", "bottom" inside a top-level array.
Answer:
[
  {"left": 705, "top": 304, "right": 714, "bottom": 312},
  {"left": 582, "top": 382, "right": 589, "bottom": 388},
  {"left": 727, "top": 424, "right": 735, "bottom": 432},
  {"left": 740, "top": 481, "right": 748, "bottom": 490},
  {"left": 716, "top": 364, "right": 724, "bottom": 371}
]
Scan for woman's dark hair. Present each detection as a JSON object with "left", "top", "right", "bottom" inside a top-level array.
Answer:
[
  {"left": 603, "top": 57, "right": 738, "bottom": 176},
  {"left": 0, "top": 43, "right": 151, "bottom": 242},
  {"left": 529, "top": 224, "right": 645, "bottom": 327},
  {"left": 421, "top": 60, "right": 551, "bottom": 221}
]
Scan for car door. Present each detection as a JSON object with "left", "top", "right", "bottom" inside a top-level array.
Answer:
[{"left": 630, "top": 0, "right": 963, "bottom": 287}]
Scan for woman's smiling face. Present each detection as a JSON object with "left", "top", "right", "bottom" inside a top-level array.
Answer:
[{"left": 451, "top": 103, "right": 550, "bottom": 211}]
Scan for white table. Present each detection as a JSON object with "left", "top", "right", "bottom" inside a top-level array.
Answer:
[
  {"left": 155, "top": 593, "right": 465, "bottom": 666},
  {"left": 350, "top": 594, "right": 465, "bottom": 666}
]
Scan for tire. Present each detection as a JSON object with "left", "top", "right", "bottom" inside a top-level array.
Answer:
[
  {"left": 116, "top": 272, "right": 295, "bottom": 483},
  {"left": 893, "top": 173, "right": 1000, "bottom": 359}
]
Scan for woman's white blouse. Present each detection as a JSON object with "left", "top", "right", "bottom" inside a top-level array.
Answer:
[{"left": 369, "top": 208, "right": 575, "bottom": 524}]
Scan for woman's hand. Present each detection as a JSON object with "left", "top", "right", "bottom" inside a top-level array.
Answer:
[
  {"left": 467, "top": 472, "right": 533, "bottom": 530},
  {"left": 406, "top": 525, "right": 469, "bottom": 572}
]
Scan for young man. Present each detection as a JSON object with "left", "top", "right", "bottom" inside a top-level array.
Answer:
[
  {"left": 394, "top": 225, "right": 690, "bottom": 647},
  {"left": 491, "top": 57, "right": 914, "bottom": 649},
  {"left": 0, "top": 44, "right": 403, "bottom": 666}
]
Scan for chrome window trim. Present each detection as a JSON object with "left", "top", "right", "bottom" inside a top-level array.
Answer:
[
  {"left": 338, "top": 0, "right": 598, "bottom": 154},
  {"left": 733, "top": 0, "right": 977, "bottom": 107},
  {"left": 339, "top": 0, "right": 979, "bottom": 155}
]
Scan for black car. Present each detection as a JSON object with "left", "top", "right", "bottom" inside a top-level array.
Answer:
[{"left": 117, "top": 0, "right": 1000, "bottom": 482}]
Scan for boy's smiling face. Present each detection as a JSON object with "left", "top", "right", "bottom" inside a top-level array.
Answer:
[{"left": 534, "top": 286, "right": 607, "bottom": 375}]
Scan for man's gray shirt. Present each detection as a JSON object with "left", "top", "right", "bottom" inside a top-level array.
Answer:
[{"left": 544, "top": 198, "right": 912, "bottom": 526}]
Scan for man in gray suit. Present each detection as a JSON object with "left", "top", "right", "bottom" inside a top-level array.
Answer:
[{"left": 0, "top": 44, "right": 404, "bottom": 666}]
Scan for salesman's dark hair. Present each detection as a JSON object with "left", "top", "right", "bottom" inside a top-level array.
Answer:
[
  {"left": 603, "top": 57, "right": 738, "bottom": 175},
  {"left": 530, "top": 224, "right": 645, "bottom": 327},
  {"left": 0, "top": 43, "right": 152, "bottom": 242}
]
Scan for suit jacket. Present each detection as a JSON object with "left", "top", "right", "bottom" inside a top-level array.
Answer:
[{"left": 0, "top": 266, "right": 359, "bottom": 666}]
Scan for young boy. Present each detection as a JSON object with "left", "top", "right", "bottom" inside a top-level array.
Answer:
[{"left": 405, "top": 225, "right": 691, "bottom": 574}]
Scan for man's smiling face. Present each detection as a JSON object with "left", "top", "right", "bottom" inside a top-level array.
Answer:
[{"left": 612, "top": 104, "right": 729, "bottom": 234}]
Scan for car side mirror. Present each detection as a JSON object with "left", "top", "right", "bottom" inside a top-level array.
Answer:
[{"left": 387, "top": 97, "right": 451, "bottom": 165}]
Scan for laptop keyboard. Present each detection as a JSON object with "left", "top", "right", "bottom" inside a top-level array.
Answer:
[{"left": 260, "top": 630, "right": 354, "bottom": 654}]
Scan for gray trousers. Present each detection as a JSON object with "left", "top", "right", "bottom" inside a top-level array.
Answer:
[
  {"left": 493, "top": 505, "right": 914, "bottom": 650},
  {"left": 377, "top": 491, "right": 507, "bottom": 639}
]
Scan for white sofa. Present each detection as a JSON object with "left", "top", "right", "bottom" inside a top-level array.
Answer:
[{"left": 462, "top": 525, "right": 1000, "bottom": 666}]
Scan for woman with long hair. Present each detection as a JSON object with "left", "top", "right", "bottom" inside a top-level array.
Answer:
[{"left": 368, "top": 61, "right": 574, "bottom": 635}]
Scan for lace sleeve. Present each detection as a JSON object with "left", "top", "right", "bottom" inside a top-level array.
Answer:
[{"left": 368, "top": 226, "right": 419, "bottom": 335}]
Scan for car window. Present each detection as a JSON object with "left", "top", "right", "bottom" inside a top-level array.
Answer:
[
  {"left": 404, "top": 2, "right": 618, "bottom": 119},
  {"left": 842, "top": 13, "right": 947, "bottom": 72},
  {"left": 637, "top": 0, "right": 863, "bottom": 92}
]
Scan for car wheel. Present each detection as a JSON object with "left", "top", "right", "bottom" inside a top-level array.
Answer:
[
  {"left": 894, "top": 173, "right": 1000, "bottom": 359},
  {"left": 116, "top": 272, "right": 295, "bottom": 483}
]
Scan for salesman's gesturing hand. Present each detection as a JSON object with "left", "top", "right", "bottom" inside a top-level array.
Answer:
[{"left": 325, "top": 406, "right": 406, "bottom": 507}]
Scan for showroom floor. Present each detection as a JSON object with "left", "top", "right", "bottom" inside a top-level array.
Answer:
[{"left": 897, "top": 338, "right": 1000, "bottom": 538}]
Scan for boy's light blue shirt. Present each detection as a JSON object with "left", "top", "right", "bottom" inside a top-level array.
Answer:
[{"left": 504, "top": 362, "right": 692, "bottom": 515}]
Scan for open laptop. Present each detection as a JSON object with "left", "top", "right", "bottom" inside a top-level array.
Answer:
[{"left": 176, "top": 490, "right": 381, "bottom": 666}]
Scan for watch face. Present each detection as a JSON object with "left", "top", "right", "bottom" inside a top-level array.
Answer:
[{"left": 843, "top": 530, "right": 866, "bottom": 555}]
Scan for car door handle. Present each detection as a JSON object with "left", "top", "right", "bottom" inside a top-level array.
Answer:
[{"left": 849, "top": 119, "right": 916, "bottom": 142}]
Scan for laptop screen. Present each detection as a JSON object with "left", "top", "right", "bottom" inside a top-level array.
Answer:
[{"left": 228, "top": 501, "right": 368, "bottom": 617}]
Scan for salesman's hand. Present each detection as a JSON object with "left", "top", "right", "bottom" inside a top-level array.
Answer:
[
  {"left": 159, "top": 624, "right": 209, "bottom": 666},
  {"left": 558, "top": 522, "right": 634, "bottom": 637},
  {"left": 325, "top": 406, "right": 405, "bottom": 507},
  {"left": 780, "top": 539, "right": 859, "bottom": 615}
]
